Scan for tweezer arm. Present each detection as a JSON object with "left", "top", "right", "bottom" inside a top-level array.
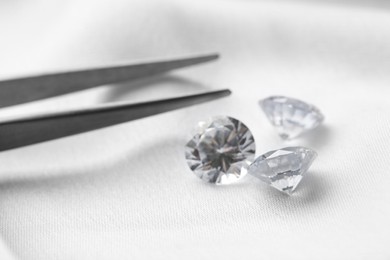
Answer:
[
  {"left": 0, "top": 54, "right": 218, "bottom": 108},
  {"left": 0, "top": 89, "right": 231, "bottom": 151}
]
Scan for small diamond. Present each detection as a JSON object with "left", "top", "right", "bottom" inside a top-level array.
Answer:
[
  {"left": 260, "top": 96, "right": 324, "bottom": 139},
  {"left": 248, "top": 147, "right": 317, "bottom": 195},
  {"left": 185, "top": 116, "right": 256, "bottom": 185}
]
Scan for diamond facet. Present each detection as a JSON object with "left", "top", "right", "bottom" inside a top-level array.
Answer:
[
  {"left": 260, "top": 96, "right": 324, "bottom": 139},
  {"left": 248, "top": 147, "right": 317, "bottom": 195},
  {"left": 185, "top": 116, "right": 256, "bottom": 185}
]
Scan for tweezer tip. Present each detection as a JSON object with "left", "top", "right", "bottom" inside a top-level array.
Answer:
[
  {"left": 220, "top": 89, "right": 231, "bottom": 96},
  {"left": 206, "top": 88, "right": 231, "bottom": 99},
  {"left": 193, "top": 53, "right": 219, "bottom": 62},
  {"left": 207, "top": 53, "right": 220, "bottom": 60},
  {"left": 209, "top": 88, "right": 231, "bottom": 95}
]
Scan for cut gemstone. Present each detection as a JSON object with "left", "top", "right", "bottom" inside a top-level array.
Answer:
[
  {"left": 185, "top": 116, "right": 256, "bottom": 185},
  {"left": 248, "top": 147, "right": 317, "bottom": 195},
  {"left": 260, "top": 96, "right": 324, "bottom": 139}
]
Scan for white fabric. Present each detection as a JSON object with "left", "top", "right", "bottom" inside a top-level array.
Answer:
[{"left": 1, "top": 0, "right": 390, "bottom": 259}]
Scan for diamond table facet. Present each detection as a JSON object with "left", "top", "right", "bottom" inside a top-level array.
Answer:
[
  {"left": 248, "top": 147, "right": 317, "bottom": 195},
  {"left": 260, "top": 96, "right": 324, "bottom": 139},
  {"left": 185, "top": 116, "right": 256, "bottom": 185}
]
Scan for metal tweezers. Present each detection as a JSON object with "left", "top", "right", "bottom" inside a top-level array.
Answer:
[{"left": 0, "top": 54, "right": 231, "bottom": 152}]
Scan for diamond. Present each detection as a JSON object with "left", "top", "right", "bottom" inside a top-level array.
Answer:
[
  {"left": 185, "top": 116, "right": 256, "bottom": 185},
  {"left": 260, "top": 96, "right": 324, "bottom": 139},
  {"left": 248, "top": 147, "right": 317, "bottom": 195}
]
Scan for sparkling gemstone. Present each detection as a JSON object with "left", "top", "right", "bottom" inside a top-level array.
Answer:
[
  {"left": 248, "top": 147, "right": 317, "bottom": 195},
  {"left": 260, "top": 96, "right": 324, "bottom": 139},
  {"left": 185, "top": 116, "right": 256, "bottom": 185}
]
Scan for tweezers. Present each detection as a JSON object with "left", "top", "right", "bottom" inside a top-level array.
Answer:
[{"left": 0, "top": 54, "right": 231, "bottom": 151}]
